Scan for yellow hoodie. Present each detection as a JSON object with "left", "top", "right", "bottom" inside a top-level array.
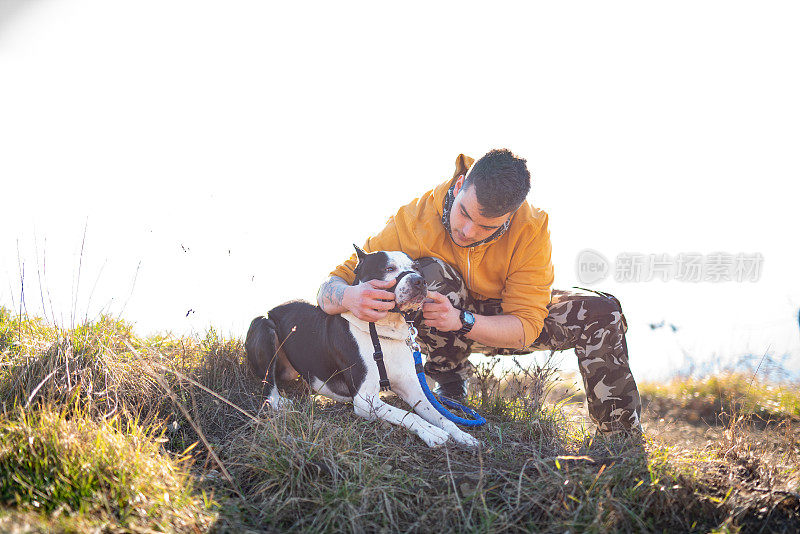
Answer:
[{"left": 330, "top": 153, "right": 554, "bottom": 347}]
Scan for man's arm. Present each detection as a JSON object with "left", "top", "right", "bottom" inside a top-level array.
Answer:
[
  {"left": 422, "top": 291, "right": 526, "bottom": 349},
  {"left": 317, "top": 275, "right": 397, "bottom": 321},
  {"left": 499, "top": 211, "right": 554, "bottom": 346},
  {"left": 317, "top": 276, "right": 350, "bottom": 314},
  {"left": 467, "top": 314, "right": 526, "bottom": 349}
]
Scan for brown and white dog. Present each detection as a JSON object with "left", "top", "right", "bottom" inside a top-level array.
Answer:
[{"left": 245, "top": 247, "right": 478, "bottom": 447}]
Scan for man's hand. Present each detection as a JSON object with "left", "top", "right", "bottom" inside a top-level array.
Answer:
[
  {"left": 422, "top": 291, "right": 462, "bottom": 332},
  {"left": 342, "top": 279, "right": 397, "bottom": 322}
]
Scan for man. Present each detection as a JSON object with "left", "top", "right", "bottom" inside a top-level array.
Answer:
[{"left": 317, "top": 149, "right": 642, "bottom": 434}]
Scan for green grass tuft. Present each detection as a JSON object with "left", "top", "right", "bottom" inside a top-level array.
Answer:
[{"left": 0, "top": 406, "right": 215, "bottom": 531}]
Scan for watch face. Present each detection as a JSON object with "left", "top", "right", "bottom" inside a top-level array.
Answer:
[{"left": 463, "top": 311, "right": 475, "bottom": 325}]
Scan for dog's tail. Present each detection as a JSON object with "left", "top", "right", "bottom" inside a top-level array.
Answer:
[{"left": 245, "top": 315, "right": 279, "bottom": 382}]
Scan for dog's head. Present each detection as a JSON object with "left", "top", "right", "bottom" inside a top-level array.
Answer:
[{"left": 352, "top": 245, "right": 427, "bottom": 313}]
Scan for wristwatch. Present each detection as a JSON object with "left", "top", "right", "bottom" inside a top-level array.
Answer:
[{"left": 457, "top": 309, "right": 475, "bottom": 336}]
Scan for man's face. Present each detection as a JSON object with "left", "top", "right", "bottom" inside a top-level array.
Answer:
[{"left": 448, "top": 176, "right": 511, "bottom": 247}]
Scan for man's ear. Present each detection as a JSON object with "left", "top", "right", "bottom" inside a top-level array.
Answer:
[{"left": 353, "top": 244, "right": 367, "bottom": 262}]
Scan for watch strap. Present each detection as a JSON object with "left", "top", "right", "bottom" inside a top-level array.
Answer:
[{"left": 457, "top": 309, "right": 475, "bottom": 336}]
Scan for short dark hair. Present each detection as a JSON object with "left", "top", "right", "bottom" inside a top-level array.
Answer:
[{"left": 463, "top": 148, "right": 531, "bottom": 218}]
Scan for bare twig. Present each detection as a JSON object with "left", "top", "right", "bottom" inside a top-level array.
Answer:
[
  {"left": 119, "top": 260, "right": 141, "bottom": 319},
  {"left": 153, "top": 363, "right": 260, "bottom": 424},
  {"left": 71, "top": 219, "right": 88, "bottom": 331},
  {"left": 25, "top": 366, "right": 60, "bottom": 409}
]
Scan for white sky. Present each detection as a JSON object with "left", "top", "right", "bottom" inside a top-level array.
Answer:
[{"left": 1, "top": 0, "right": 798, "bottom": 380}]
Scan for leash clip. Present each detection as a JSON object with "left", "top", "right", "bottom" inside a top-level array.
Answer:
[{"left": 405, "top": 321, "right": 421, "bottom": 352}]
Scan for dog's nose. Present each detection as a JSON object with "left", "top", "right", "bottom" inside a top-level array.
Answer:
[{"left": 411, "top": 276, "right": 425, "bottom": 290}]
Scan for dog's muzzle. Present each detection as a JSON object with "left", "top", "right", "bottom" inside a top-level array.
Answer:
[{"left": 389, "top": 270, "right": 426, "bottom": 313}]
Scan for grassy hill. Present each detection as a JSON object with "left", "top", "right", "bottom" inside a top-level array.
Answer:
[{"left": 0, "top": 306, "right": 798, "bottom": 533}]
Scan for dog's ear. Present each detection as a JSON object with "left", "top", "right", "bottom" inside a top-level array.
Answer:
[{"left": 353, "top": 244, "right": 367, "bottom": 262}]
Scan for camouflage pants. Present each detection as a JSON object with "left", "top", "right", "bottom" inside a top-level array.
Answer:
[{"left": 409, "top": 257, "right": 642, "bottom": 432}]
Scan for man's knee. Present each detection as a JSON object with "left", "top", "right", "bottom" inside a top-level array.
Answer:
[
  {"left": 581, "top": 293, "right": 627, "bottom": 332},
  {"left": 415, "top": 257, "right": 469, "bottom": 309}
]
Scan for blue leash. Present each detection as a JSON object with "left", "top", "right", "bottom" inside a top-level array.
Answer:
[
  {"left": 367, "top": 319, "right": 487, "bottom": 427},
  {"left": 411, "top": 348, "right": 487, "bottom": 426},
  {"left": 405, "top": 322, "right": 486, "bottom": 427}
]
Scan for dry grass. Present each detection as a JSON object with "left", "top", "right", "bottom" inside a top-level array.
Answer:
[
  {"left": 641, "top": 373, "right": 800, "bottom": 426},
  {"left": 1, "top": 306, "right": 799, "bottom": 532}
]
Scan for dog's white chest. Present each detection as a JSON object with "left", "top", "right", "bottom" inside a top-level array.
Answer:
[{"left": 341, "top": 312, "right": 417, "bottom": 386}]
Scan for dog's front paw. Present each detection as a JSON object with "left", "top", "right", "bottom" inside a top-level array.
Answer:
[
  {"left": 451, "top": 430, "right": 480, "bottom": 447},
  {"left": 421, "top": 424, "right": 450, "bottom": 448}
]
